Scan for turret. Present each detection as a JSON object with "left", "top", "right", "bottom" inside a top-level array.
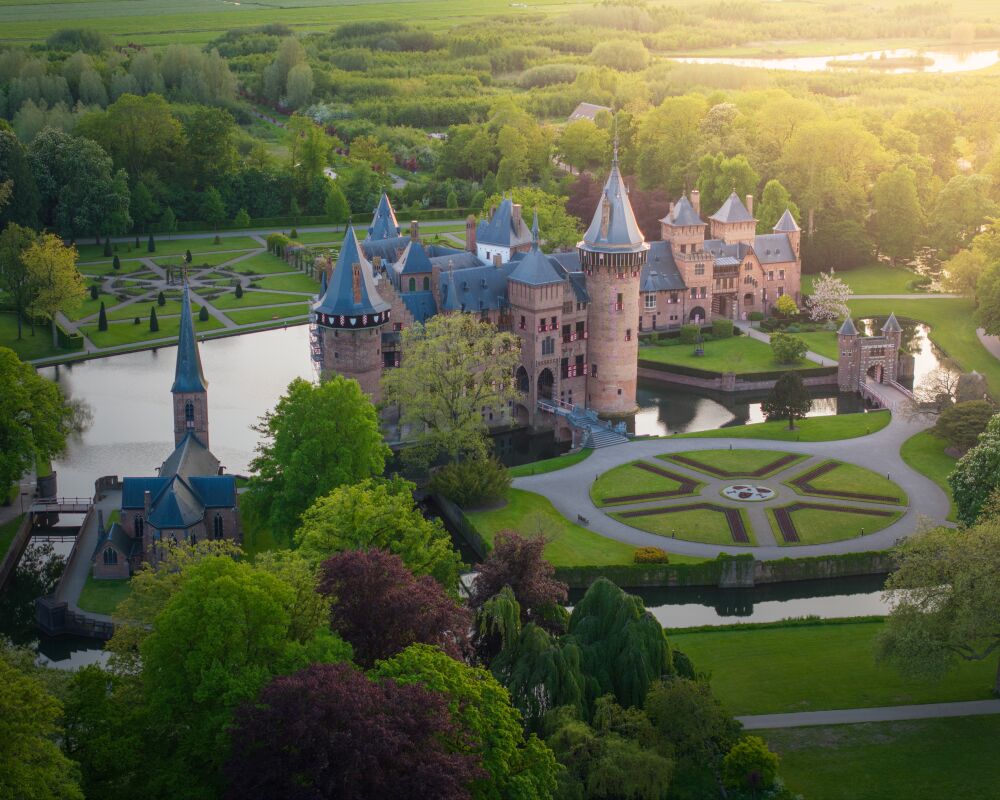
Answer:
[
  {"left": 366, "top": 192, "right": 400, "bottom": 241},
  {"left": 773, "top": 209, "right": 801, "bottom": 257},
  {"left": 709, "top": 191, "right": 756, "bottom": 246},
  {"left": 881, "top": 312, "right": 903, "bottom": 382},
  {"left": 577, "top": 142, "right": 648, "bottom": 415},
  {"left": 312, "top": 226, "right": 391, "bottom": 399},
  {"left": 837, "top": 316, "right": 859, "bottom": 392},
  {"left": 172, "top": 284, "right": 210, "bottom": 448}
]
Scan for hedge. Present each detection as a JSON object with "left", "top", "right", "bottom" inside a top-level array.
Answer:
[
  {"left": 56, "top": 323, "right": 85, "bottom": 351},
  {"left": 166, "top": 207, "right": 469, "bottom": 234}
]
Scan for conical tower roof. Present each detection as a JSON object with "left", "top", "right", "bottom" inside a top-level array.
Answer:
[
  {"left": 838, "top": 317, "right": 858, "bottom": 336},
  {"left": 314, "top": 226, "right": 390, "bottom": 321},
  {"left": 882, "top": 312, "right": 902, "bottom": 333},
  {"left": 510, "top": 211, "right": 563, "bottom": 286},
  {"left": 773, "top": 209, "right": 800, "bottom": 232},
  {"left": 366, "top": 192, "right": 400, "bottom": 241},
  {"left": 710, "top": 191, "right": 755, "bottom": 224},
  {"left": 580, "top": 146, "right": 647, "bottom": 254},
  {"left": 661, "top": 194, "right": 704, "bottom": 227},
  {"left": 171, "top": 284, "right": 207, "bottom": 393}
]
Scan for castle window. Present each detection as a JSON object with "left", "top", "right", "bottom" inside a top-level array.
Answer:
[
  {"left": 670, "top": 292, "right": 678, "bottom": 304},
  {"left": 190, "top": 531, "right": 197, "bottom": 545},
  {"left": 694, "top": 264, "right": 704, "bottom": 276},
  {"left": 615, "top": 293, "right": 623, "bottom": 312},
  {"left": 563, "top": 301, "right": 573, "bottom": 314},
  {"left": 700, "top": 287, "right": 707, "bottom": 298},
  {"left": 542, "top": 337, "right": 555, "bottom": 355},
  {"left": 519, "top": 315, "right": 526, "bottom": 330},
  {"left": 691, "top": 288, "right": 698, "bottom": 299},
  {"left": 644, "top": 293, "right": 656, "bottom": 310},
  {"left": 625, "top": 328, "right": 632, "bottom": 342},
  {"left": 423, "top": 276, "right": 430, "bottom": 290},
  {"left": 591, "top": 363, "right": 598, "bottom": 378},
  {"left": 184, "top": 401, "right": 194, "bottom": 429},
  {"left": 103, "top": 547, "right": 117, "bottom": 566},
  {"left": 135, "top": 515, "right": 144, "bottom": 539},
  {"left": 777, "top": 287, "right": 784, "bottom": 297},
  {"left": 779, "top": 269, "right": 785, "bottom": 280},
  {"left": 745, "top": 262, "right": 752, "bottom": 271},
  {"left": 680, "top": 244, "right": 686, "bottom": 253},
  {"left": 768, "top": 271, "right": 774, "bottom": 280},
  {"left": 214, "top": 513, "right": 224, "bottom": 539}
]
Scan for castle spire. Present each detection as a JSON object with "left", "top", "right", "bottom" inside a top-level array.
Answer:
[
  {"left": 530, "top": 209, "right": 539, "bottom": 249},
  {"left": 579, "top": 149, "right": 647, "bottom": 253},
  {"left": 171, "top": 284, "right": 207, "bottom": 394}
]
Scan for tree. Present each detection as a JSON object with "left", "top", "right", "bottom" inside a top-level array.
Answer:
[
  {"left": 245, "top": 375, "right": 389, "bottom": 537},
  {"left": 97, "top": 301, "right": 107, "bottom": 332},
  {"left": 949, "top": 413, "right": 1000, "bottom": 525},
  {"left": 149, "top": 306, "right": 158, "bottom": 332},
  {"left": 227, "top": 662, "right": 483, "bottom": 800},
  {"left": 0, "top": 222, "right": 39, "bottom": 339},
  {"left": 297, "top": 477, "right": 461, "bottom": 587},
  {"left": 233, "top": 207, "right": 250, "bottom": 228},
  {"left": 469, "top": 530, "right": 568, "bottom": 630},
  {"left": 0, "top": 126, "right": 41, "bottom": 229},
  {"left": 558, "top": 119, "right": 609, "bottom": 174},
  {"left": 930, "top": 174, "right": 998, "bottom": 254},
  {"left": 722, "top": 736, "right": 780, "bottom": 794},
  {"left": 262, "top": 36, "right": 308, "bottom": 102},
  {"left": 756, "top": 179, "right": 800, "bottom": 233},
  {"left": 374, "top": 644, "right": 560, "bottom": 800},
  {"left": 147, "top": 233, "right": 155, "bottom": 252},
  {"left": 324, "top": 181, "right": 350, "bottom": 222},
  {"left": 933, "top": 400, "right": 994, "bottom": 453},
  {"left": 876, "top": 521, "right": 1000, "bottom": 694},
  {"left": 157, "top": 290, "right": 166, "bottom": 307},
  {"left": 317, "top": 549, "right": 471, "bottom": 667},
  {"left": 234, "top": 282, "right": 243, "bottom": 299},
  {"left": 774, "top": 294, "right": 797, "bottom": 317},
  {"left": 198, "top": 305, "right": 209, "bottom": 322},
  {"left": 0, "top": 657, "right": 83, "bottom": 800},
  {"left": 762, "top": 372, "right": 812, "bottom": 429},
  {"left": 870, "top": 164, "right": 924, "bottom": 264},
  {"left": 944, "top": 248, "right": 986, "bottom": 296},
  {"left": 769, "top": 332, "right": 806, "bottom": 364},
  {"left": 481, "top": 187, "right": 581, "bottom": 250},
  {"left": 103, "top": 236, "right": 112, "bottom": 257},
  {"left": 22, "top": 234, "right": 85, "bottom": 347},
  {"left": 182, "top": 106, "right": 238, "bottom": 189},
  {"left": 636, "top": 95, "right": 708, "bottom": 195},
  {"left": 160, "top": 206, "right": 177, "bottom": 233},
  {"left": 382, "top": 313, "right": 521, "bottom": 469},
  {"left": 695, "top": 153, "right": 759, "bottom": 215},
  {"left": 200, "top": 186, "right": 227, "bottom": 230},
  {"left": 912, "top": 366, "right": 962, "bottom": 414},
  {"left": 112, "top": 254, "right": 121, "bottom": 271},
  {"left": 801, "top": 220, "right": 874, "bottom": 272},
  {"left": 806, "top": 271, "right": 851, "bottom": 322},
  {"left": 129, "top": 180, "right": 159, "bottom": 233}
]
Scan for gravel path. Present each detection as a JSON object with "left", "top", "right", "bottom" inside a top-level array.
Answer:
[{"left": 739, "top": 699, "right": 1000, "bottom": 729}]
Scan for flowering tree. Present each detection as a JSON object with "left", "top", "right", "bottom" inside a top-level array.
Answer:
[{"left": 807, "top": 270, "right": 851, "bottom": 322}]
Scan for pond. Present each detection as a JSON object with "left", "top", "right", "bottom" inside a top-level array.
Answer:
[{"left": 670, "top": 47, "right": 1000, "bottom": 74}]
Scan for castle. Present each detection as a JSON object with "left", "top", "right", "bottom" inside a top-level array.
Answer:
[
  {"left": 91, "top": 285, "right": 242, "bottom": 579},
  {"left": 311, "top": 152, "right": 802, "bottom": 434},
  {"left": 836, "top": 313, "right": 904, "bottom": 392}
]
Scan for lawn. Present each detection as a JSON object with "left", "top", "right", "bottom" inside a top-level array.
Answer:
[
  {"left": 677, "top": 410, "right": 891, "bottom": 441},
  {"left": 231, "top": 252, "right": 297, "bottom": 275},
  {"left": 786, "top": 459, "right": 907, "bottom": 504},
  {"left": 211, "top": 290, "right": 313, "bottom": 309},
  {"left": 768, "top": 504, "right": 902, "bottom": 545},
  {"left": 76, "top": 574, "right": 131, "bottom": 616},
  {"left": 254, "top": 273, "right": 321, "bottom": 293},
  {"left": 669, "top": 620, "right": 997, "bottom": 716},
  {"left": 792, "top": 330, "right": 839, "bottom": 360},
  {"left": 156, "top": 251, "right": 254, "bottom": 270},
  {"left": 848, "top": 298, "right": 1000, "bottom": 398},
  {"left": 612, "top": 505, "right": 754, "bottom": 546},
  {"left": 291, "top": 231, "right": 345, "bottom": 245},
  {"left": 225, "top": 304, "right": 310, "bottom": 325},
  {"left": 900, "top": 430, "right": 958, "bottom": 521},
  {"left": 81, "top": 314, "right": 224, "bottom": 348},
  {"left": 0, "top": 514, "right": 25, "bottom": 561},
  {"left": 0, "top": 313, "right": 63, "bottom": 360},
  {"left": 802, "top": 264, "right": 922, "bottom": 295},
  {"left": 660, "top": 449, "right": 805, "bottom": 478},
  {"left": 508, "top": 449, "right": 593, "bottom": 477},
  {"left": 590, "top": 461, "right": 694, "bottom": 507},
  {"left": 765, "top": 716, "right": 1000, "bottom": 800},
  {"left": 465, "top": 488, "right": 642, "bottom": 567},
  {"left": 639, "top": 335, "right": 807, "bottom": 374},
  {"left": 77, "top": 258, "right": 149, "bottom": 277},
  {"left": 76, "top": 236, "right": 262, "bottom": 261},
  {"left": 106, "top": 297, "right": 188, "bottom": 321},
  {"left": 63, "top": 292, "right": 122, "bottom": 322}
]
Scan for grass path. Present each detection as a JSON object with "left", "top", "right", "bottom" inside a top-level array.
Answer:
[{"left": 900, "top": 430, "right": 958, "bottom": 521}]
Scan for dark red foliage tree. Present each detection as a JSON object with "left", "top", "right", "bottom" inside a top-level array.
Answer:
[
  {"left": 566, "top": 174, "right": 669, "bottom": 241},
  {"left": 318, "top": 549, "right": 472, "bottom": 667},
  {"left": 226, "top": 663, "right": 483, "bottom": 800},
  {"left": 469, "top": 530, "right": 568, "bottom": 627}
]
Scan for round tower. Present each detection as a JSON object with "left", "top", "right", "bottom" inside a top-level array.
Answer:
[
  {"left": 312, "top": 225, "right": 390, "bottom": 400},
  {"left": 837, "top": 316, "right": 860, "bottom": 392},
  {"left": 578, "top": 145, "right": 649, "bottom": 415}
]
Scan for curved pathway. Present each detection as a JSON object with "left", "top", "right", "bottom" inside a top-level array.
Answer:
[
  {"left": 513, "top": 411, "right": 948, "bottom": 559},
  {"left": 739, "top": 699, "right": 1000, "bottom": 730}
]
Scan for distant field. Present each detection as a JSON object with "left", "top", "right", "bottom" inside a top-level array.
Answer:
[{"left": 802, "top": 265, "right": 922, "bottom": 296}]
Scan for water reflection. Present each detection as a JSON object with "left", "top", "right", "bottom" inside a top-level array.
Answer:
[
  {"left": 858, "top": 317, "right": 957, "bottom": 391},
  {"left": 671, "top": 47, "right": 1000, "bottom": 74}
]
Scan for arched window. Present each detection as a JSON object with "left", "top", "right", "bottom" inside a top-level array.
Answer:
[
  {"left": 135, "top": 515, "right": 144, "bottom": 539},
  {"left": 190, "top": 530, "right": 197, "bottom": 545},
  {"left": 213, "top": 513, "right": 224, "bottom": 540},
  {"left": 185, "top": 401, "right": 195, "bottom": 421},
  {"left": 422, "top": 276, "right": 430, "bottom": 291},
  {"left": 103, "top": 547, "right": 118, "bottom": 565},
  {"left": 408, "top": 277, "right": 416, "bottom": 292}
]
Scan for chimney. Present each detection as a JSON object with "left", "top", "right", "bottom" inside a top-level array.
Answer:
[
  {"left": 493, "top": 253, "right": 502, "bottom": 268},
  {"left": 512, "top": 203, "right": 522, "bottom": 230},
  {"left": 410, "top": 220, "right": 419, "bottom": 242},
  {"left": 746, "top": 194, "right": 754, "bottom": 216},
  {"left": 668, "top": 201, "right": 674, "bottom": 215},
  {"left": 466, "top": 214, "right": 477, "bottom": 254},
  {"left": 691, "top": 189, "right": 700, "bottom": 216}
]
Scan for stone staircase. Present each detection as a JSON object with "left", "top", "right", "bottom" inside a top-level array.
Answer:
[{"left": 538, "top": 400, "right": 630, "bottom": 448}]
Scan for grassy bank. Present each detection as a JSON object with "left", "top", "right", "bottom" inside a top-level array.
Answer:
[
  {"left": 640, "top": 335, "right": 801, "bottom": 374},
  {"left": 508, "top": 449, "right": 593, "bottom": 478},
  {"left": 900, "top": 430, "right": 958, "bottom": 521},
  {"left": 802, "top": 264, "right": 921, "bottom": 295},
  {"left": 0, "top": 514, "right": 25, "bottom": 561},
  {"left": 677, "top": 410, "right": 891, "bottom": 441},
  {"left": 76, "top": 574, "right": 131, "bottom": 616}
]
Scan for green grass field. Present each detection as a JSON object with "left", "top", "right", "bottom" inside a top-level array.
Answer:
[
  {"left": 802, "top": 264, "right": 922, "bottom": 295},
  {"left": 157, "top": 251, "right": 253, "bottom": 270},
  {"left": 76, "top": 236, "right": 261, "bottom": 261},
  {"left": 0, "top": 314, "right": 63, "bottom": 360},
  {"left": 211, "top": 290, "right": 313, "bottom": 309},
  {"left": 290, "top": 231, "right": 346, "bottom": 245},
  {"left": 613, "top": 505, "right": 754, "bottom": 546},
  {"left": 765, "top": 716, "right": 1000, "bottom": 800},
  {"left": 77, "top": 258, "right": 149, "bottom": 277},
  {"left": 508, "top": 449, "right": 593, "bottom": 477},
  {"left": 106, "top": 298, "right": 188, "bottom": 321},
  {"left": 660, "top": 449, "right": 805, "bottom": 478},
  {"left": 81, "top": 313, "right": 223, "bottom": 348},
  {"left": 63, "top": 292, "right": 122, "bottom": 322},
  {"left": 254, "top": 273, "right": 321, "bottom": 293},
  {"left": 0, "top": 514, "right": 24, "bottom": 561},
  {"left": 848, "top": 298, "right": 1000, "bottom": 397},
  {"left": 590, "top": 461, "right": 693, "bottom": 507},
  {"left": 76, "top": 574, "right": 132, "bottom": 616},
  {"left": 900, "top": 430, "right": 958, "bottom": 521},
  {"left": 670, "top": 620, "right": 997, "bottom": 715},
  {"left": 640, "top": 335, "right": 806, "bottom": 374},
  {"left": 787, "top": 459, "right": 907, "bottom": 504},
  {"left": 792, "top": 330, "right": 839, "bottom": 359},
  {"left": 678, "top": 410, "right": 891, "bottom": 442},
  {"left": 769, "top": 504, "right": 902, "bottom": 545},
  {"left": 231, "top": 252, "right": 297, "bottom": 275},
  {"left": 225, "top": 304, "right": 310, "bottom": 325}
]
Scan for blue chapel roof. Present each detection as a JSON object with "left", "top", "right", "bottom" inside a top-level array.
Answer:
[
  {"left": 397, "top": 239, "right": 434, "bottom": 274},
  {"left": 314, "top": 226, "right": 391, "bottom": 318},
  {"left": 171, "top": 284, "right": 207, "bottom": 394},
  {"left": 367, "top": 192, "right": 400, "bottom": 240}
]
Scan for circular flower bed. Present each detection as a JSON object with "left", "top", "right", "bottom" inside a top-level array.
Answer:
[{"left": 722, "top": 484, "right": 776, "bottom": 502}]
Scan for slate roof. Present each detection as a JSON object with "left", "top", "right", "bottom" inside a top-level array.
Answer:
[
  {"left": 367, "top": 192, "right": 400, "bottom": 240},
  {"left": 838, "top": 317, "right": 858, "bottom": 335},
  {"left": 319, "top": 270, "right": 328, "bottom": 295},
  {"left": 641, "top": 242, "right": 687, "bottom": 291},
  {"left": 401, "top": 290, "right": 437, "bottom": 323},
  {"left": 361, "top": 236, "right": 409, "bottom": 264},
  {"left": 92, "top": 522, "right": 139, "bottom": 560},
  {"left": 476, "top": 197, "right": 533, "bottom": 249},
  {"left": 710, "top": 192, "right": 755, "bottom": 224},
  {"left": 314, "top": 226, "right": 391, "bottom": 317},
  {"left": 581, "top": 150, "right": 647, "bottom": 253},
  {"left": 753, "top": 233, "right": 795, "bottom": 264},
  {"left": 569, "top": 102, "right": 611, "bottom": 121},
  {"left": 882, "top": 312, "right": 902, "bottom": 333},
  {"left": 171, "top": 284, "right": 207, "bottom": 394},
  {"left": 395, "top": 239, "right": 434, "bottom": 275},
  {"left": 159, "top": 430, "right": 221, "bottom": 479},
  {"left": 508, "top": 213, "right": 565, "bottom": 287},
  {"left": 661, "top": 195, "right": 705, "bottom": 227},
  {"left": 439, "top": 262, "right": 515, "bottom": 312},
  {"left": 774, "top": 209, "right": 800, "bottom": 232},
  {"left": 428, "top": 251, "right": 484, "bottom": 271}
]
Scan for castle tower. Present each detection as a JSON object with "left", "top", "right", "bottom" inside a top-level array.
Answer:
[
  {"left": 367, "top": 192, "right": 400, "bottom": 241},
  {"left": 709, "top": 192, "right": 757, "bottom": 246},
  {"left": 172, "top": 284, "right": 209, "bottom": 448},
  {"left": 312, "top": 226, "right": 391, "bottom": 399},
  {"left": 881, "top": 312, "right": 903, "bottom": 382},
  {"left": 773, "top": 208, "right": 801, "bottom": 258},
  {"left": 836, "top": 316, "right": 860, "bottom": 392},
  {"left": 578, "top": 144, "right": 649, "bottom": 415}
]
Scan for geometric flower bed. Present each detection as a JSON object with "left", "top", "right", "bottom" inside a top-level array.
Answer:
[
  {"left": 785, "top": 460, "right": 906, "bottom": 505},
  {"left": 591, "top": 461, "right": 703, "bottom": 507},
  {"left": 769, "top": 502, "right": 903, "bottom": 545},
  {"left": 660, "top": 449, "right": 807, "bottom": 479},
  {"left": 614, "top": 502, "right": 753, "bottom": 545}
]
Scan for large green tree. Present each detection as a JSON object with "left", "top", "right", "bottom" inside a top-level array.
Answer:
[
  {"left": 930, "top": 174, "right": 998, "bottom": 254},
  {"left": 245, "top": 375, "right": 389, "bottom": 539},
  {"left": 755, "top": 178, "right": 800, "bottom": 233},
  {"left": 481, "top": 188, "right": 581, "bottom": 250},
  {"left": 870, "top": 164, "right": 924, "bottom": 264},
  {"left": 0, "top": 222, "right": 39, "bottom": 339},
  {"left": 876, "top": 521, "right": 1000, "bottom": 694},
  {"left": 635, "top": 95, "right": 708, "bottom": 195},
  {"left": 695, "top": 153, "right": 759, "bottom": 216},
  {"left": 23, "top": 234, "right": 85, "bottom": 347},
  {"left": 0, "top": 124, "right": 41, "bottom": 229},
  {"left": 558, "top": 119, "right": 609, "bottom": 174},
  {"left": 762, "top": 371, "right": 812, "bottom": 429},
  {"left": 949, "top": 412, "right": 1000, "bottom": 525}
]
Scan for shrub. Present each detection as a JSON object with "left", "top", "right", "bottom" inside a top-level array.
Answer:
[
  {"left": 723, "top": 736, "right": 779, "bottom": 792},
  {"left": 198, "top": 305, "right": 209, "bottom": 322},
  {"left": 112, "top": 254, "right": 121, "bottom": 270},
  {"left": 634, "top": 546, "right": 670, "bottom": 564},
  {"left": 97, "top": 302, "right": 107, "bottom": 332},
  {"left": 771, "top": 333, "right": 807, "bottom": 364},
  {"left": 234, "top": 208, "right": 251, "bottom": 227},
  {"left": 89, "top": 284, "right": 99, "bottom": 301},
  {"left": 934, "top": 400, "right": 995, "bottom": 453},
  {"left": 785, "top": 323, "right": 800, "bottom": 333},
  {"left": 213, "top": 234, "right": 221, "bottom": 245},
  {"left": 290, "top": 228, "right": 298, "bottom": 239},
  {"left": 157, "top": 291, "right": 166, "bottom": 307},
  {"left": 133, "top": 317, "right": 140, "bottom": 325},
  {"left": 149, "top": 307, "right": 159, "bottom": 332},
  {"left": 103, "top": 236, "right": 111, "bottom": 257},
  {"left": 185, "top": 249, "right": 192, "bottom": 264},
  {"left": 679, "top": 324, "right": 700, "bottom": 345},
  {"left": 748, "top": 310, "right": 764, "bottom": 322},
  {"left": 775, "top": 294, "right": 798, "bottom": 317},
  {"left": 235, "top": 283, "right": 244, "bottom": 299},
  {"left": 428, "top": 456, "right": 511, "bottom": 508},
  {"left": 713, "top": 319, "right": 734, "bottom": 339},
  {"left": 147, "top": 233, "right": 155, "bottom": 253}
]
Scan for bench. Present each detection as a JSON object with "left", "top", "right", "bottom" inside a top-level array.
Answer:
[{"left": 577, "top": 514, "right": 590, "bottom": 525}]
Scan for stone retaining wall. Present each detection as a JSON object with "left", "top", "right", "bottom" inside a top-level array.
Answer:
[{"left": 637, "top": 365, "right": 839, "bottom": 393}]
